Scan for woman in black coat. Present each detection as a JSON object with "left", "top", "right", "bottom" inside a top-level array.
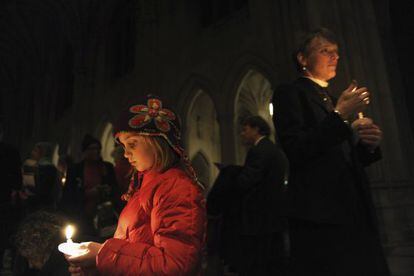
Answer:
[{"left": 272, "top": 28, "right": 390, "bottom": 276}]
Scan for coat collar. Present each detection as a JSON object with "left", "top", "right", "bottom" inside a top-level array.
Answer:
[
  {"left": 140, "top": 167, "right": 186, "bottom": 190},
  {"left": 296, "top": 77, "right": 332, "bottom": 113}
]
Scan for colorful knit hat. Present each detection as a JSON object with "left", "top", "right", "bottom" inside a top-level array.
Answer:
[
  {"left": 113, "top": 95, "right": 201, "bottom": 189},
  {"left": 113, "top": 95, "right": 183, "bottom": 155}
]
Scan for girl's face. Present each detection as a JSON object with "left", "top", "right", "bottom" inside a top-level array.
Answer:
[{"left": 118, "top": 132, "right": 155, "bottom": 172}]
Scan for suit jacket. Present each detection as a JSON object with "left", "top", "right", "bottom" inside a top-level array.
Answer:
[
  {"left": 236, "top": 137, "right": 289, "bottom": 235},
  {"left": 273, "top": 77, "right": 381, "bottom": 228}
]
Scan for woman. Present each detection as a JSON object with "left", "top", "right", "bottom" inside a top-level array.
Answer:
[
  {"left": 66, "top": 96, "right": 206, "bottom": 275},
  {"left": 272, "top": 28, "right": 390, "bottom": 275}
]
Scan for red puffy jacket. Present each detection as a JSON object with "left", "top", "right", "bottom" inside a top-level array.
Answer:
[{"left": 96, "top": 167, "right": 206, "bottom": 275}]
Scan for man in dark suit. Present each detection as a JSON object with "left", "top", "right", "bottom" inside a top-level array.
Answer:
[
  {"left": 273, "top": 28, "right": 389, "bottom": 276},
  {"left": 236, "top": 115, "right": 289, "bottom": 276}
]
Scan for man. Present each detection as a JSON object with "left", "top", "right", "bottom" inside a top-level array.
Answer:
[{"left": 236, "top": 115, "right": 289, "bottom": 276}]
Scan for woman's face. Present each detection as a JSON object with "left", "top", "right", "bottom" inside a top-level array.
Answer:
[
  {"left": 118, "top": 132, "right": 155, "bottom": 172},
  {"left": 298, "top": 37, "right": 339, "bottom": 81}
]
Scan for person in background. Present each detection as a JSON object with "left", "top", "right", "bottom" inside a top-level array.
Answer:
[
  {"left": 61, "top": 134, "right": 118, "bottom": 238},
  {"left": 234, "top": 115, "right": 289, "bottom": 276},
  {"left": 272, "top": 27, "right": 389, "bottom": 275},
  {"left": 14, "top": 210, "right": 70, "bottom": 276},
  {"left": 207, "top": 164, "right": 243, "bottom": 275},
  {"left": 64, "top": 95, "right": 206, "bottom": 275},
  {"left": 29, "top": 142, "right": 60, "bottom": 210}
]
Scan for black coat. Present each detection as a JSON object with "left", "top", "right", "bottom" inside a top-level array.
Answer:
[
  {"left": 273, "top": 77, "right": 381, "bottom": 228},
  {"left": 236, "top": 137, "right": 289, "bottom": 235}
]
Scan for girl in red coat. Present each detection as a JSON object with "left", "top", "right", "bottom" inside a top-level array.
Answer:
[{"left": 66, "top": 96, "right": 206, "bottom": 275}]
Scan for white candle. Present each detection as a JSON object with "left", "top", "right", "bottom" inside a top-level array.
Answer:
[
  {"left": 58, "top": 225, "right": 87, "bottom": 257},
  {"left": 66, "top": 224, "right": 74, "bottom": 243},
  {"left": 352, "top": 86, "right": 365, "bottom": 119}
]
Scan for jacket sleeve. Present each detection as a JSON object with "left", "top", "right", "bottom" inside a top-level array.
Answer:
[
  {"left": 273, "top": 84, "right": 353, "bottom": 167},
  {"left": 96, "top": 179, "right": 206, "bottom": 276},
  {"left": 236, "top": 147, "right": 267, "bottom": 192}
]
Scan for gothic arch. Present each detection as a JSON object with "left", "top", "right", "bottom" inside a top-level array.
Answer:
[
  {"left": 182, "top": 85, "right": 221, "bottom": 190},
  {"left": 234, "top": 69, "right": 275, "bottom": 163},
  {"left": 218, "top": 53, "right": 278, "bottom": 164},
  {"left": 98, "top": 122, "right": 115, "bottom": 164}
]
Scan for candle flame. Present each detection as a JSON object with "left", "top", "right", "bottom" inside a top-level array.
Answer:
[{"left": 65, "top": 225, "right": 74, "bottom": 240}]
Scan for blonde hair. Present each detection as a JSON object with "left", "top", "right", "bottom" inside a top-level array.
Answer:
[{"left": 141, "top": 135, "right": 179, "bottom": 172}]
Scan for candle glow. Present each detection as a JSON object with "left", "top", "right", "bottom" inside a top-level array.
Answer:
[
  {"left": 65, "top": 225, "right": 74, "bottom": 242},
  {"left": 58, "top": 225, "right": 87, "bottom": 257},
  {"left": 352, "top": 86, "right": 365, "bottom": 119}
]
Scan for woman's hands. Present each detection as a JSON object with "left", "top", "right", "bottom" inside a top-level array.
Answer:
[
  {"left": 335, "top": 81, "right": 370, "bottom": 119},
  {"left": 352, "top": 117, "right": 383, "bottom": 151},
  {"left": 65, "top": 242, "right": 103, "bottom": 276}
]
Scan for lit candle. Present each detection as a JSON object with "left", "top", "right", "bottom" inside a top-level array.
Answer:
[
  {"left": 66, "top": 224, "right": 74, "bottom": 243},
  {"left": 269, "top": 103, "right": 274, "bottom": 116},
  {"left": 58, "top": 225, "right": 87, "bottom": 257},
  {"left": 351, "top": 86, "right": 365, "bottom": 119}
]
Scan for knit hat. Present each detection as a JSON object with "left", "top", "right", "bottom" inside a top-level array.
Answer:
[
  {"left": 113, "top": 95, "right": 184, "bottom": 157},
  {"left": 81, "top": 134, "right": 101, "bottom": 152},
  {"left": 113, "top": 95, "right": 200, "bottom": 188}
]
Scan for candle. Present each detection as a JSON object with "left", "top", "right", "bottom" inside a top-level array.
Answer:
[
  {"left": 58, "top": 225, "right": 87, "bottom": 257},
  {"left": 66, "top": 224, "right": 74, "bottom": 243},
  {"left": 352, "top": 85, "right": 366, "bottom": 119}
]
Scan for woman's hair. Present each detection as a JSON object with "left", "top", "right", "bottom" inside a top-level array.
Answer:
[
  {"left": 292, "top": 27, "right": 338, "bottom": 72},
  {"left": 14, "top": 211, "right": 65, "bottom": 267}
]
